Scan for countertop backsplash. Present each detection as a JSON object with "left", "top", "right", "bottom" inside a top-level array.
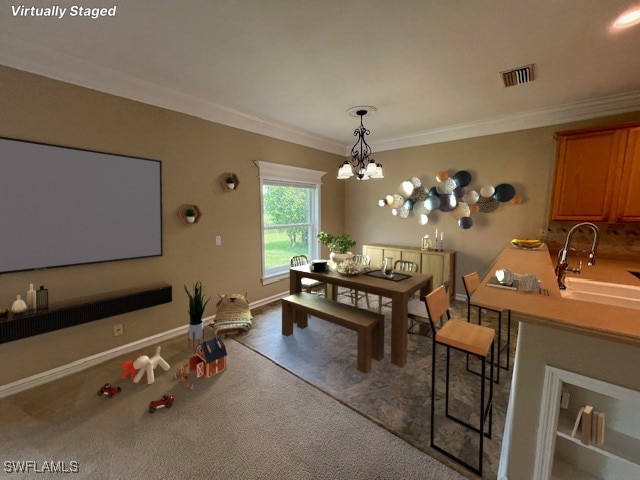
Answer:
[{"left": 545, "top": 222, "right": 640, "bottom": 259}]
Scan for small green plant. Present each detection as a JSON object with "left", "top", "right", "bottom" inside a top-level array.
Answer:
[
  {"left": 225, "top": 175, "right": 235, "bottom": 184},
  {"left": 317, "top": 231, "right": 356, "bottom": 254},
  {"left": 184, "top": 281, "right": 210, "bottom": 325},
  {"left": 184, "top": 208, "right": 196, "bottom": 217}
]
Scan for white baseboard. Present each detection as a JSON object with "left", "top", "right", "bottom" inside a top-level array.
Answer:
[{"left": 0, "top": 292, "right": 288, "bottom": 399}]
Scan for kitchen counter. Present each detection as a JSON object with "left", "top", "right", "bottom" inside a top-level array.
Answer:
[{"left": 472, "top": 244, "right": 640, "bottom": 345}]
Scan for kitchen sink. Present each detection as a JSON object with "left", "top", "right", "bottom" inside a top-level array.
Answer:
[{"left": 560, "top": 277, "right": 640, "bottom": 309}]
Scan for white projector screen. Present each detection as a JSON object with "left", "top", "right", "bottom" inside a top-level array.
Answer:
[{"left": 0, "top": 138, "right": 162, "bottom": 274}]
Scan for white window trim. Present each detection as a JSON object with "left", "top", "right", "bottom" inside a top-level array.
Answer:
[{"left": 255, "top": 161, "right": 325, "bottom": 285}]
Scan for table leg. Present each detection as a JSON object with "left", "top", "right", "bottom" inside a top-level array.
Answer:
[
  {"left": 390, "top": 292, "right": 408, "bottom": 367},
  {"left": 288, "top": 270, "right": 307, "bottom": 328}
]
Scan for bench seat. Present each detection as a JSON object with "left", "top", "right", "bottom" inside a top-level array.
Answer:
[{"left": 282, "top": 293, "right": 384, "bottom": 373}]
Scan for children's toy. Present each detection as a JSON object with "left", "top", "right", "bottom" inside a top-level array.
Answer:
[
  {"left": 175, "top": 363, "right": 194, "bottom": 389},
  {"left": 189, "top": 337, "right": 227, "bottom": 379},
  {"left": 211, "top": 293, "right": 252, "bottom": 336},
  {"left": 98, "top": 383, "right": 122, "bottom": 398},
  {"left": 133, "top": 346, "right": 171, "bottom": 385},
  {"left": 149, "top": 394, "right": 174, "bottom": 413},
  {"left": 121, "top": 360, "right": 137, "bottom": 380}
]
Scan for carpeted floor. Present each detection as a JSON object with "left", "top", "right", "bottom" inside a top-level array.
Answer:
[
  {"left": 236, "top": 292, "right": 519, "bottom": 479},
  {"left": 0, "top": 332, "right": 466, "bottom": 479}
]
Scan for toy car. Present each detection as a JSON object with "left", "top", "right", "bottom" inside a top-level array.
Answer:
[
  {"left": 149, "top": 394, "right": 174, "bottom": 413},
  {"left": 98, "top": 383, "right": 121, "bottom": 398}
]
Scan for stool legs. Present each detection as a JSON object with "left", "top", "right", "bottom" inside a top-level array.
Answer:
[
  {"left": 431, "top": 340, "right": 494, "bottom": 476},
  {"left": 467, "top": 306, "right": 511, "bottom": 383}
]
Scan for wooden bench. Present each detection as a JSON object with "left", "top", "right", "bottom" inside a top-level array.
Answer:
[{"left": 281, "top": 293, "right": 384, "bottom": 373}]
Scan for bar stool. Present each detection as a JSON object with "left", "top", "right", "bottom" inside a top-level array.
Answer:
[
  {"left": 425, "top": 285, "right": 495, "bottom": 477},
  {"left": 462, "top": 272, "right": 511, "bottom": 384}
]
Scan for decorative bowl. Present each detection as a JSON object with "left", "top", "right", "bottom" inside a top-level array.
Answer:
[{"left": 336, "top": 259, "right": 364, "bottom": 276}]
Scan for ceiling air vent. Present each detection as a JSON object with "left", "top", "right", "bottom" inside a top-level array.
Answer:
[{"left": 501, "top": 64, "right": 534, "bottom": 87}]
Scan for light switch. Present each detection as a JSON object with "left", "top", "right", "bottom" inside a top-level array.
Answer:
[{"left": 215, "top": 236, "right": 222, "bottom": 246}]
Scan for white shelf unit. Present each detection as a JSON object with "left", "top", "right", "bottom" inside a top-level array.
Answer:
[{"left": 536, "top": 366, "right": 640, "bottom": 480}]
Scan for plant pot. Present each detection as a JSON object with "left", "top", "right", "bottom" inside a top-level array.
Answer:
[
  {"left": 329, "top": 252, "right": 354, "bottom": 270},
  {"left": 186, "top": 216, "right": 196, "bottom": 223},
  {"left": 226, "top": 183, "right": 235, "bottom": 190},
  {"left": 188, "top": 323, "right": 204, "bottom": 342}
]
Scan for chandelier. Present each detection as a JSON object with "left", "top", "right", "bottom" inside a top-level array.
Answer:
[{"left": 337, "top": 106, "right": 384, "bottom": 180}]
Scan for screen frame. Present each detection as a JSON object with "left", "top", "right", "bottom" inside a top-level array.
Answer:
[{"left": 0, "top": 137, "right": 163, "bottom": 274}]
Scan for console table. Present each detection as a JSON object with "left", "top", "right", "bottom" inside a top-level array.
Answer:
[
  {"left": 0, "top": 282, "right": 172, "bottom": 344},
  {"left": 362, "top": 244, "right": 456, "bottom": 299}
]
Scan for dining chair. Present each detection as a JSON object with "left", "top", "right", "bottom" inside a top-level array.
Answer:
[
  {"left": 339, "top": 254, "right": 371, "bottom": 308},
  {"left": 378, "top": 260, "right": 419, "bottom": 312},
  {"left": 462, "top": 272, "right": 511, "bottom": 383},
  {"left": 407, "top": 280, "right": 449, "bottom": 334},
  {"left": 290, "top": 255, "right": 326, "bottom": 297},
  {"left": 425, "top": 285, "right": 495, "bottom": 476}
]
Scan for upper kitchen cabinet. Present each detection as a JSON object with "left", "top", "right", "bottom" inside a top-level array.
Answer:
[
  {"left": 551, "top": 123, "right": 640, "bottom": 223},
  {"left": 614, "top": 127, "right": 640, "bottom": 223}
]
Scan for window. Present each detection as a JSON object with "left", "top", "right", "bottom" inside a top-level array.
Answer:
[{"left": 256, "top": 161, "right": 325, "bottom": 284}]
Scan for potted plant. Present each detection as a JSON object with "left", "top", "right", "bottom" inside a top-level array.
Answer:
[
  {"left": 184, "top": 207, "right": 197, "bottom": 223},
  {"left": 225, "top": 175, "right": 236, "bottom": 190},
  {"left": 317, "top": 231, "right": 356, "bottom": 268},
  {"left": 184, "top": 281, "right": 210, "bottom": 347}
]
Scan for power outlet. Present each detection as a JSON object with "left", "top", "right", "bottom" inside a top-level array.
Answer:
[
  {"left": 215, "top": 235, "right": 222, "bottom": 246},
  {"left": 113, "top": 324, "right": 124, "bottom": 336}
]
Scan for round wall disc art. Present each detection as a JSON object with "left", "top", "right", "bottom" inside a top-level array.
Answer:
[{"left": 477, "top": 197, "right": 499, "bottom": 213}]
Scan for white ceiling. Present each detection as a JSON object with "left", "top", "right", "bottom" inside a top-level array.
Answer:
[{"left": 2, "top": 0, "right": 640, "bottom": 155}]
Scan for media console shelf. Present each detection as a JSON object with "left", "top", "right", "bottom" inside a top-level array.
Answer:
[{"left": 0, "top": 283, "right": 172, "bottom": 344}]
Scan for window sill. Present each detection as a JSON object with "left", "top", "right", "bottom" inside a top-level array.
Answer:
[{"left": 262, "top": 272, "right": 289, "bottom": 286}]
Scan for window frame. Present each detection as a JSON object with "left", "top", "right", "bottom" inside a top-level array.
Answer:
[{"left": 255, "top": 161, "right": 325, "bottom": 285}]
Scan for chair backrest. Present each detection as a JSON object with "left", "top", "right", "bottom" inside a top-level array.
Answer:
[
  {"left": 462, "top": 272, "right": 480, "bottom": 299},
  {"left": 352, "top": 254, "right": 371, "bottom": 266},
  {"left": 290, "top": 255, "right": 310, "bottom": 267},
  {"left": 424, "top": 285, "right": 452, "bottom": 336},
  {"left": 394, "top": 260, "right": 418, "bottom": 272}
]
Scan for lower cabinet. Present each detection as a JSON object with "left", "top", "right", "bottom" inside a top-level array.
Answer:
[{"left": 362, "top": 243, "right": 455, "bottom": 298}]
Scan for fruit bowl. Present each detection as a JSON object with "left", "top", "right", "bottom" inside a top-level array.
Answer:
[{"left": 511, "top": 238, "right": 544, "bottom": 250}]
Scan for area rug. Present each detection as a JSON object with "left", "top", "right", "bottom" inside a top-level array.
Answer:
[{"left": 236, "top": 295, "right": 517, "bottom": 479}]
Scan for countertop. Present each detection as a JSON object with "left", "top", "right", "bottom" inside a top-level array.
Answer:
[{"left": 472, "top": 244, "right": 640, "bottom": 345}]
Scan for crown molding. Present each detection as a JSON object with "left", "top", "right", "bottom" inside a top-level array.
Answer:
[
  {"left": 371, "top": 90, "right": 640, "bottom": 153},
  {"left": 0, "top": 33, "right": 346, "bottom": 156},
  {"left": 3, "top": 33, "right": 640, "bottom": 157}
]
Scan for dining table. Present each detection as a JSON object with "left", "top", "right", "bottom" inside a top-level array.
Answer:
[{"left": 289, "top": 265, "right": 433, "bottom": 367}]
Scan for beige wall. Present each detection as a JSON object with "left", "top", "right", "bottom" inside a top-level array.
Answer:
[
  {"left": 0, "top": 66, "right": 345, "bottom": 385},
  {"left": 2, "top": 64, "right": 640, "bottom": 386},
  {"left": 345, "top": 112, "right": 640, "bottom": 296}
]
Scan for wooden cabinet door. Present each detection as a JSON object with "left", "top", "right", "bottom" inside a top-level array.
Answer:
[
  {"left": 383, "top": 248, "right": 403, "bottom": 268},
  {"left": 421, "top": 253, "right": 444, "bottom": 290},
  {"left": 613, "top": 127, "right": 640, "bottom": 223},
  {"left": 551, "top": 129, "right": 627, "bottom": 221},
  {"left": 362, "top": 245, "right": 384, "bottom": 269},
  {"left": 400, "top": 250, "right": 422, "bottom": 268}
]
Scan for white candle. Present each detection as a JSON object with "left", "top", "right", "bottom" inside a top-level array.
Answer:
[
  {"left": 435, "top": 228, "right": 438, "bottom": 240},
  {"left": 440, "top": 232, "right": 443, "bottom": 241}
]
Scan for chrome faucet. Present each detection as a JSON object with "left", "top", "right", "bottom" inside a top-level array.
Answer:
[{"left": 555, "top": 222, "right": 600, "bottom": 290}]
